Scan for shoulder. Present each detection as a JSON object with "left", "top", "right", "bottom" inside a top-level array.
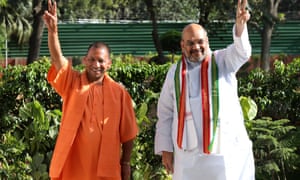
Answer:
[
  {"left": 104, "top": 75, "right": 131, "bottom": 96},
  {"left": 165, "top": 63, "right": 178, "bottom": 79}
]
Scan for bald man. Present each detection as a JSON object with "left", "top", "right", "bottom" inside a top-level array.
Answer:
[{"left": 155, "top": 0, "right": 255, "bottom": 179}]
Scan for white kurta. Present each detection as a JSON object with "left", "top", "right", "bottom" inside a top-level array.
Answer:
[{"left": 155, "top": 25, "right": 255, "bottom": 180}]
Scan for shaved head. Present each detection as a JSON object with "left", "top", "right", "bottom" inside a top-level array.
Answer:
[
  {"left": 181, "top": 23, "right": 209, "bottom": 62},
  {"left": 182, "top": 23, "right": 207, "bottom": 39}
]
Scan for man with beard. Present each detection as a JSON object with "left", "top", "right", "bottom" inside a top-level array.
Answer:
[
  {"left": 43, "top": 0, "right": 138, "bottom": 179},
  {"left": 154, "top": 0, "right": 255, "bottom": 179}
]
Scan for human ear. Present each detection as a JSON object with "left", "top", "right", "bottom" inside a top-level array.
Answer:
[
  {"left": 82, "top": 56, "right": 87, "bottom": 66},
  {"left": 180, "top": 39, "right": 185, "bottom": 52}
]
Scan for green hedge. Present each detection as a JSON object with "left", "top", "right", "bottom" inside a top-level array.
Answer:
[
  {"left": 238, "top": 57, "right": 300, "bottom": 124},
  {"left": 0, "top": 56, "right": 299, "bottom": 179}
]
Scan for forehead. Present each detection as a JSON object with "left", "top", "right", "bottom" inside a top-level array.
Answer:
[
  {"left": 87, "top": 47, "right": 109, "bottom": 58},
  {"left": 182, "top": 25, "right": 207, "bottom": 41}
]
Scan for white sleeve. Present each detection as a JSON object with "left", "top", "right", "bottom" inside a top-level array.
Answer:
[
  {"left": 233, "top": 24, "right": 252, "bottom": 59},
  {"left": 154, "top": 65, "right": 176, "bottom": 155},
  {"left": 216, "top": 24, "right": 252, "bottom": 73}
]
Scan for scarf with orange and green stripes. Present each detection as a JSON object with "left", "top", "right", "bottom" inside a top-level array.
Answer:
[{"left": 174, "top": 54, "right": 219, "bottom": 154}]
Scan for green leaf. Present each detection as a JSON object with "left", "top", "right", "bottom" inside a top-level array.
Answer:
[{"left": 239, "top": 96, "right": 257, "bottom": 121}]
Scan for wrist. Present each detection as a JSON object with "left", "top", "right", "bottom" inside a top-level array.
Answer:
[{"left": 121, "top": 161, "right": 130, "bottom": 166}]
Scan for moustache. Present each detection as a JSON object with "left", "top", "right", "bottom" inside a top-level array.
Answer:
[{"left": 190, "top": 48, "right": 203, "bottom": 54}]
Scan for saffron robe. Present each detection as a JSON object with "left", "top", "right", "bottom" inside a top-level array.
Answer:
[
  {"left": 47, "top": 61, "right": 138, "bottom": 179},
  {"left": 155, "top": 25, "right": 255, "bottom": 180}
]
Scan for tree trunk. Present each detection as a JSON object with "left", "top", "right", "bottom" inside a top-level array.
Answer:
[
  {"left": 27, "top": 0, "right": 44, "bottom": 65},
  {"left": 144, "top": 0, "right": 166, "bottom": 64},
  {"left": 260, "top": 0, "right": 281, "bottom": 71},
  {"left": 260, "top": 22, "right": 273, "bottom": 71},
  {"left": 197, "top": 0, "right": 210, "bottom": 25}
]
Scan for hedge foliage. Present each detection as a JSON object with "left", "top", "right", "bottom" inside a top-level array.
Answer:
[
  {"left": 0, "top": 55, "right": 299, "bottom": 179},
  {"left": 238, "top": 57, "right": 300, "bottom": 124}
]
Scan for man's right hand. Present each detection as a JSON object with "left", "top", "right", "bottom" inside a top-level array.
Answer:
[
  {"left": 42, "top": 0, "right": 67, "bottom": 71},
  {"left": 162, "top": 151, "right": 174, "bottom": 174},
  {"left": 43, "top": 0, "right": 58, "bottom": 34}
]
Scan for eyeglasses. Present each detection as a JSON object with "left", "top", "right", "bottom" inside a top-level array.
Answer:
[{"left": 185, "top": 39, "right": 205, "bottom": 47}]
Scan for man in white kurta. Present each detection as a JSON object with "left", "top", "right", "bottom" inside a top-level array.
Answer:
[{"left": 154, "top": 1, "right": 255, "bottom": 180}]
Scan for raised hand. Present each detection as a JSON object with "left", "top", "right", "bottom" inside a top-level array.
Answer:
[
  {"left": 43, "top": 0, "right": 66, "bottom": 70},
  {"left": 235, "top": 0, "right": 251, "bottom": 37},
  {"left": 43, "top": 0, "right": 58, "bottom": 34}
]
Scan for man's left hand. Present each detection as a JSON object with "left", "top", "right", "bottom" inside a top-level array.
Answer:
[{"left": 235, "top": 0, "right": 251, "bottom": 37}]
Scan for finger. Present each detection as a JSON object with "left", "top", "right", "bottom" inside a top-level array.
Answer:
[
  {"left": 48, "top": 0, "right": 56, "bottom": 14},
  {"left": 242, "top": 0, "right": 248, "bottom": 10},
  {"left": 44, "top": 11, "right": 55, "bottom": 20},
  {"left": 237, "top": 0, "right": 241, "bottom": 15},
  {"left": 244, "top": 10, "right": 251, "bottom": 21},
  {"left": 237, "top": 0, "right": 243, "bottom": 18},
  {"left": 240, "top": 11, "right": 251, "bottom": 24},
  {"left": 48, "top": 0, "right": 52, "bottom": 10},
  {"left": 53, "top": 1, "right": 57, "bottom": 15},
  {"left": 164, "top": 162, "right": 171, "bottom": 174},
  {"left": 169, "top": 163, "right": 174, "bottom": 173},
  {"left": 163, "top": 161, "right": 174, "bottom": 174},
  {"left": 238, "top": 0, "right": 241, "bottom": 9},
  {"left": 162, "top": 159, "right": 169, "bottom": 171}
]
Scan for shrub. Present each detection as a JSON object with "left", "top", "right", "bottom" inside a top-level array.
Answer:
[
  {"left": 241, "top": 96, "right": 300, "bottom": 180},
  {"left": 0, "top": 55, "right": 299, "bottom": 179},
  {"left": 238, "top": 58, "right": 300, "bottom": 124},
  {"left": 160, "top": 30, "right": 181, "bottom": 62},
  {"left": 0, "top": 57, "right": 171, "bottom": 179},
  {"left": 109, "top": 58, "right": 170, "bottom": 105},
  {"left": 0, "top": 57, "right": 61, "bottom": 124},
  {"left": 247, "top": 117, "right": 299, "bottom": 180},
  {"left": 0, "top": 100, "right": 61, "bottom": 179}
]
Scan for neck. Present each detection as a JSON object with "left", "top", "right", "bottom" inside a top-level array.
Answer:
[{"left": 87, "top": 72, "right": 105, "bottom": 85}]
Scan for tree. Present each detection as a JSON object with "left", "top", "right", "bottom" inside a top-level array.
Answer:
[
  {"left": 196, "top": 0, "right": 234, "bottom": 26},
  {"left": 27, "top": 0, "right": 133, "bottom": 64},
  {"left": 248, "top": 0, "right": 284, "bottom": 71},
  {"left": 278, "top": 0, "right": 300, "bottom": 19},
  {"left": 144, "top": 0, "right": 166, "bottom": 64},
  {"left": 160, "top": 30, "right": 181, "bottom": 62},
  {"left": 156, "top": 0, "right": 198, "bottom": 21},
  {"left": 0, "top": 24, "right": 5, "bottom": 59},
  {"left": 5, "top": 0, "right": 298, "bottom": 65},
  {"left": 0, "top": 0, "right": 6, "bottom": 6},
  {"left": 147, "top": 0, "right": 236, "bottom": 64},
  {"left": 57, "top": 0, "right": 131, "bottom": 21},
  {"left": 0, "top": 0, "right": 6, "bottom": 59},
  {"left": 27, "top": 0, "right": 46, "bottom": 64},
  {"left": 261, "top": 0, "right": 282, "bottom": 71},
  {"left": 0, "top": 0, "right": 32, "bottom": 46}
]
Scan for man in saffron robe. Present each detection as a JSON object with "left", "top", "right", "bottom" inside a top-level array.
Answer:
[
  {"left": 155, "top": 0, "right": 255, "bottom": 179},
  {"left": 43, "top": 0, "right": 138, "bottom": 179}
]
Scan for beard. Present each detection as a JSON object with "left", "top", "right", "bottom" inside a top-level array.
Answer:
[
  {"left": 185, "top": 48, "right": 207, "bottom": 62},
  {"left": 190, "top": 53, "right": 206, "bottom": 62}
]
